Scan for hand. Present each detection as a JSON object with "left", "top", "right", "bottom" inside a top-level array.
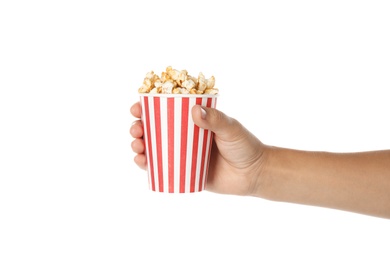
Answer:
[
  {"left": 130, "top": 102, "right": 390, "bottom": 218},
  {"left": 130, "top": 102, "right": 148, "bottom": 170},
  {"left": 130, "top": 102, "right": 268, "bottom": 196}
]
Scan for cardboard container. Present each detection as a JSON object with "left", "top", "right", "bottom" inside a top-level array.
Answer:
[{"left": 139, "top": 94, "right": 218, "bottom": 193}]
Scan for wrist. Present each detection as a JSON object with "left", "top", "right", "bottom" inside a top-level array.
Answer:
[{"left": 249, "top": 144, "right": 276, "bottom": 198}]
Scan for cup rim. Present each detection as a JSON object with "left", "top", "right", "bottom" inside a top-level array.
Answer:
[{"left": 138, "top": 93, "right": 219, "bottom": 98}]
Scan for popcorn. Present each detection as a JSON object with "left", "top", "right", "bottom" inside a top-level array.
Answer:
[
  {"left": 182, "top": 79, "right": 196, "bottom": 91},
  {"left": 138, "top": 66, "right": 218, "bottom": 94}
]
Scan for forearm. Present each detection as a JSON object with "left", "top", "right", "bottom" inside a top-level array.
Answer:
[{"left": 256, "top": 147, "right": 390, "bottom": 219}]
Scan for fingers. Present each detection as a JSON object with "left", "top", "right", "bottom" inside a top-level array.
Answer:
[
  {"left": 130, "top": 120, "right": 147, "bottom": 169},
  {"left": 130, "top": 120, "right": 143, "bottom": 138},
  {"left": 131, "top": 138, "right": 145, "bottom": 154},
  {"left": 130, "top": 102, "right": 147, "bottom": 170},
  {"left": 134, "top": 154, "right": 147, "bottom": 170},
  {"left": 130, "top": 102, "right": 142, "bottom": 118},
  {"left": 130, "top": 124, "right": 147, "bottom": 170}
]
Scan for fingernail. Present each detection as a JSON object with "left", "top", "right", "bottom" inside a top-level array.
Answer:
[{"left": 201, "top": 107, "right": 207, "bottom": 119}]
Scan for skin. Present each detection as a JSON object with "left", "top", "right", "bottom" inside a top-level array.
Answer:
[{"left": 130, "top": 102, "right": 390, "bottom": 219}]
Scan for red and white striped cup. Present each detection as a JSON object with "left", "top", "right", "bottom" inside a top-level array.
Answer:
[{"left": 139, "top": 94, "right": 218, "bottom": 193}]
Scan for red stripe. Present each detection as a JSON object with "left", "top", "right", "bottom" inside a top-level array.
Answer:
[
  {"left": 167, "top": 98, "right": 175, "bottom": 193},
  {"left": 190, "top": 98, "right": 202, "bottom": 192},
  {"left": 143, "top": 96, "right": 155, "bottom": 191},
  {"left": 179, "top": 98, "right": 189, "bottom": 193},
  {"left": 198, "top": 98, "right": 213, "bottom": 191},
  {"left": 154, "top": 97, "right": 163, "bottom": 192},
  {"left": 203, "top": 97, "right": 216, "bottom": 190}
]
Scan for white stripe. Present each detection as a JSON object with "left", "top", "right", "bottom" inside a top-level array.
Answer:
[
  {"left": 185, "top": 98, "right": 196, "bottom": 192},
  {"left": 174, "top": 97, "right": 182, "bottom": 193},
  {"left": 202, "top": 126, "right": 212, "bottom": 190},
  {"left": 197, "top": 98, "right": 210, "bottom": 190},
  {"left": 194, "top": 134, "right": 202, "bottom": 192},
  {"left": 160, "top": 97, "right": 168, "bottom": 193}
]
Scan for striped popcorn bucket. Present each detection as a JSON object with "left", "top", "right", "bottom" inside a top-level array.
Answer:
[{"left": 139, "top": 94, "right": 218, "bottom": 193}]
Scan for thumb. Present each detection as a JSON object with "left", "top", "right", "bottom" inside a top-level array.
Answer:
[{"left": 191, "top": 105, "right": 242, "bottom": 140}]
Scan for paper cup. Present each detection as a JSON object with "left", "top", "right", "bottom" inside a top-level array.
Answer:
[{"left": 139, "top": 94, "right": 218, "bottom": 193}]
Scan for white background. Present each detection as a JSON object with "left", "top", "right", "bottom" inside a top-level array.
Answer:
[{"left": 1, "top": 0, "right": 390, "bottom": 259}]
